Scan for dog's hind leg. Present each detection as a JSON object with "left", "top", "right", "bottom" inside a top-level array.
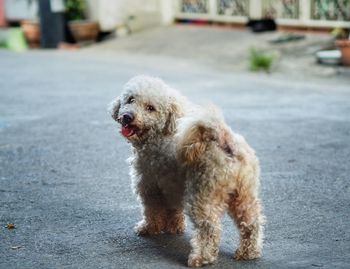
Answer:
[
  {"left": 227, "top": 188, "right": 264, "bottom": 260},
  {"left": 187, "top": 195, "right": 226, "bottom": 267}
]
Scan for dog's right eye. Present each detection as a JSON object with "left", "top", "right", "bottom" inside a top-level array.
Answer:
[{"left": 127, "top": 96, "right": 135, "bottom": 104}]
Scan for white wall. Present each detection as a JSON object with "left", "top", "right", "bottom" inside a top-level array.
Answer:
[
  {"left": 5, "top": 0, "right": 38, "bottom": 21},
  {"left": 86, "top": 0, "right": 175, "bottom": 31}
]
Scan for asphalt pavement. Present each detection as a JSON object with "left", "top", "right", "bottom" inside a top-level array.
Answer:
[{"left": 0, "top": 35, "right": 350, "bottom": 269}]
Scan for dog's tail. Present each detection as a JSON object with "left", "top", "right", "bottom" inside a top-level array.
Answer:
[{"left": 176, "top": 105, "right": 235, "bottom": 165}]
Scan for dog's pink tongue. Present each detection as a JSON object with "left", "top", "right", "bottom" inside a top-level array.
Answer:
[{"left": 121, "top": 126, "right": 135, "bottom": 137}]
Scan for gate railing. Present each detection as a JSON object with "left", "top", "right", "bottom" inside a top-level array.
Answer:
[{"left": 175, "top": 0, "right": 350, "bottom": 28}]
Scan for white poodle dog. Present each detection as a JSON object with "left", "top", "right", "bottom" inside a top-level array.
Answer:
[
  {"left": 176, "top": 106, "right": 265, "bottom": 267},
  {"left": 110, "top": 76, "right": 264, "bottom": 267},
  {"left": 110, "top": 75, "right": 190, "bottom": 235}
]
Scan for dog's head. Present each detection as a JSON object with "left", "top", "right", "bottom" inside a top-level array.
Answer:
[{"left": 110, "top": 75, "right": 185, "bottom": 145}]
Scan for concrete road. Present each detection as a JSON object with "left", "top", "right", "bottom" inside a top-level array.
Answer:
[{"left": 1, "top": 40, "right": 350, "bottom": 268}]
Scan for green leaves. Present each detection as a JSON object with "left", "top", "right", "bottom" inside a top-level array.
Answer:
[
  {"left": 65, "top": 0, "right": 86, "bottom": 21},
  {"left": 249, "top": 48, "right": 275, "bottom": 72}
]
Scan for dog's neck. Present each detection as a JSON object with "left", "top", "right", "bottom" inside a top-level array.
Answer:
[{"left": 131, "top": 136, "right": 174, "bottom": 154}]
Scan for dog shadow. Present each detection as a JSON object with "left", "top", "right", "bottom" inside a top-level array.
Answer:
[
  {"left": 136, "top": 233, "right": 263, "bottom": 268},
  {"left": 107, "top": 218, "right": 265, "bottom": 268},
  {"left": 140, "top": 233, "right": 192, "bottom": 266},
  {"left": 106, "top": 227, "right": 191, "bottom": 266}
]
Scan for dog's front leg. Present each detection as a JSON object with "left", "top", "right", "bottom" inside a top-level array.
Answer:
[
  {"left": 133, "top": 174, "right": 169, "bottom": 235},
  {"left": 135, "top": 203, "right": 167, "bottom": 236},
  {"left": 134, "top": 184, "right": 170, "bottom": 236},
  {"left": 163, "top": 208, "right": 185, "bottom": 234}
]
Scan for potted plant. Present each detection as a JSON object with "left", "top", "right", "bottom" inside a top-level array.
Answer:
[
  {"left": 66, "top": 0, "right": 99, "bottom": 42},
  {"left": 335, "top": 29, "right": 350, "bottom": 66},
  {"left": 20, "top": 0, "right": 40, "bottom": 48},
  {"left": 248, "top": 48, "right": 275, "bottom": 73},
  {"left": 21, "top": 19, "right": 41, "bottom": 48}
]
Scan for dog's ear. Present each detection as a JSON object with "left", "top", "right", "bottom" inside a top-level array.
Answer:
[
  {"left": 108, "top": 98, "right": 121, "bottom": 121},
  {"left": 163, "top": 102, "right": 182, "bottom": 135}
]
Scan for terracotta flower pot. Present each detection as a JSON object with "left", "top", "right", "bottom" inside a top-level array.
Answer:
[
  {"left": 69, "top": 20, "right": 99, "bottom": 42},
  {"left": 0, "top": 0, "right": 7, "bottom": 27},
  {"left": 336, "top": 39, "right": 350, "bottom": 66},
  {"left": 21, "top": 20, "right": 41, "bottom": 48}
]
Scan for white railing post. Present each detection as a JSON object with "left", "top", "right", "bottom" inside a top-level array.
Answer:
[
  {"left": 300, "top": 0, "right": 311, "bottom": 24},
  {"left": 159, "top": 0, "right": 176, "bottom": 25},
  {"left": 249, "top": 0, "right": 262, "bottom": 19},
  {"left": 209, "top": 0, "right": 217, "bottom": 19},
  {"left": 175, "top": 0, "right": 181, "bottom": 14}
]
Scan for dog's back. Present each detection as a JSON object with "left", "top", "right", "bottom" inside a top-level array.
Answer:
[{"left": 176, "top": 106, "right": 238, "bottom": 166}]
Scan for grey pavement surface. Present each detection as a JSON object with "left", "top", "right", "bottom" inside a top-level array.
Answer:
[{"left": 1, "top": 26, "right": 350, "bottom": 269}]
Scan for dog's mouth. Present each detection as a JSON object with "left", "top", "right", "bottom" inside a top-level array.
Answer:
[{"left": 121, "top": 124, "right": 139, "bottom": 138}]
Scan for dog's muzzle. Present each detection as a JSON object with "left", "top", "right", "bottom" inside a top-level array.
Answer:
[
  {"left": 118, "top": 112, "right": 138, "bottom": 138},
  {"left": 119, "top": 112, "right": 134, "bottom": 126}
]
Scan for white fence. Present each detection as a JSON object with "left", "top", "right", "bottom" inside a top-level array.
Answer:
[{"left": 174, "top": 0, "right": 350, "bottom": 28}]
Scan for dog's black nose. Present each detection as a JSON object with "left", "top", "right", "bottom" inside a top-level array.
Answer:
[{"left": 121, "top": 112, "right": 134, "bottom": 125}]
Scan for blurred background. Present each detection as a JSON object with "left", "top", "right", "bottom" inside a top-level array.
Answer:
[{"left": 0, "top": 0, "right": 350, "bottom": 75}]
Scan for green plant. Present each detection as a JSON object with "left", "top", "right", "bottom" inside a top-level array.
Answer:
[
  {"left": 331, "top": 28, "right": 347, "bottom": 40},
  {"left": 0, "top": 41, "right": 6, "bottom": 48},
  {"left": 249, "top": 48, "right": 274, "bottom": 72},
  {"left": 65, "top": 0, "right": 86, "bottom": 21}
]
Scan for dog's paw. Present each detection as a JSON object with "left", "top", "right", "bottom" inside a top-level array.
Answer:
[
  {"left": 234, "top": 248, "right": 261, "bottom": 260},
  {"left": 188, "top": 254, "right": 204, "bottom": 267},
  {"left": 134, "top": 222, "right": 161, "bottom": 236},
  {"left": 188, "top": 254, "right": 217, "bottom": 267},
  {"left": 165, "top": 223, "right": 185, "bottom": 235}
]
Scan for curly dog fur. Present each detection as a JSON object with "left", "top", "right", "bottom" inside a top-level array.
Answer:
[
  {"left": 176, "top": 107, "right": 265, "bottom": 267},
  {"left": 110, "top": 76, "right": 264, "bottom": 267},
  {"left": 110, "top": 75, "right": 190, "bottom": 235}
]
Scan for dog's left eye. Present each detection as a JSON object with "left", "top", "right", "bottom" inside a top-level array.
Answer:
[
  {"left": 127, "top": 96, "right": 135, "bottom": 104},
  {"left": 146, "top": 105, "right": 156, "bottom": 112}
]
